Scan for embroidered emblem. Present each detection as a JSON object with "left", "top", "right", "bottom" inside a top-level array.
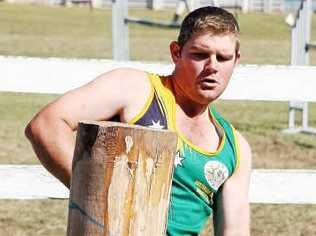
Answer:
[
  {"left": 204, "top": 161, "right": 229, "bottom": 190},
  {"left": 195, "top": 180, "right": 214, "bottom": 205}
]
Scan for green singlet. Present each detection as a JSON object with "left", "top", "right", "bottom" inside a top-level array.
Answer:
[{"left": 128, "top": 74, "right": 240, "bottom": 235}]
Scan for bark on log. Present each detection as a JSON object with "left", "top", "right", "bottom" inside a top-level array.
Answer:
[{"left": 67, "top": 121, "right": 177, "bottom": 236}]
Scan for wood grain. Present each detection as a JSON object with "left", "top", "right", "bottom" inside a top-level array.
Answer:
[{"left": 67, "top": 121, "right": 177, "bottom": 236}]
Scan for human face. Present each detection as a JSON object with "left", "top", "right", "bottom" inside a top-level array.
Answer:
[{"left": 170, "top": 33, "right": 240, "bottom": 105}]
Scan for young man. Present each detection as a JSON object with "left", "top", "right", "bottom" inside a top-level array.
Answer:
[{"left": 26, "top": 6, "right": 251, "bottom": 236}]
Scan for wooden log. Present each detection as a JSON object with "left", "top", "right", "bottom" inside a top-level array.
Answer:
[{"left": 67, "top": 121, "right": 177, "bottom": 236}]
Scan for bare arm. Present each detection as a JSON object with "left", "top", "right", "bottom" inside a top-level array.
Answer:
[
  {"left": 213, "top": 131, "right": 252, "bottom": 236},
  {"left": 25, "top": 69, "right": 150, "bottom": 188}
]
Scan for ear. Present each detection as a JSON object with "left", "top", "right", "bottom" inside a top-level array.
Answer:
[
  {"left": 234, "top": 50, "right": 241, "bottom": 65},
  {"left": 170, "top": 41, "right": 181, "bottom": 64}
]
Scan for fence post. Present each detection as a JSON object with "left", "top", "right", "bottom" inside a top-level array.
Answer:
[
  {"left": 147, "top": 0, "right": 164, "bottom": 10},
  {"left": 286, "top": 0, "right": 315, "bottom": 135},
  {"left": 241, "top": 0, "right": 249, "bottom": 13},
  {"left": 112, "top": 0, "right": 129, "bottom": 61},
  {"left": 302, "top": 102, "right": 309, "bottom": 129},
  {"left": 67, "top": 121, "right": 177, "bottom": 236},
  {"left": 304, "top": 0, "right": 312, "bottom": 63},
  {"left": 264, "top": 0, "right": 271, "bottom": 13}
]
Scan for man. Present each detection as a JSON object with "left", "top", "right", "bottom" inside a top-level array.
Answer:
[{"left": 26, "top": 6, "right": 251, "bottom": 236}]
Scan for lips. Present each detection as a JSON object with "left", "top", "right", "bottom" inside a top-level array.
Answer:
[
  {"left": 201, "top": 78, "right": 217, "bottom": 83},
  {"left": 199, "top": 78, "right": 218, "bottom": 89}
]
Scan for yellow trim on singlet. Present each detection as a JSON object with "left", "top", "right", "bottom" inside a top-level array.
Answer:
[
  {"left": 173, "top": 107, "right": 226, "bottom": 156},
  {"left": 150, "top": 74, "right": 227, "bottom": 156},
  {"left": 149, "top": 74, "right": 176, "bottom": 130},
  {"left": 128, "top": 73, "right": 155, "bottom": 124},
  {"left": 231, "top": 126, "right": 241, "bottom": 169}
]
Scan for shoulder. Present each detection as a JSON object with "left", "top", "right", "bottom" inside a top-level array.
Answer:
[
  {"left": 220, "top": 130, "right": 251, "bottom": 195},
  {"left": 231, "top": 130, "right": 252, "bottom": 179},
  {"left": 85, "top": 68, "right": 152, "bottom": 104},
  {"left": 34, "top": 68, "right": 154, "bottom": 128},
  {"left": 93, "top": 68, "right": 150, "bottom": 90},
  {"left": 90, "top": 68, "right": 154, "bottom": 121},
  {"left": 235, "top": 131, "right": 251, "bottom": 163}
]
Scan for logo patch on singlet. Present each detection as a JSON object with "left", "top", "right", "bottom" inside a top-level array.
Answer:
[{"left": 204, "top": 161, "right": 229, "bottom": 191}]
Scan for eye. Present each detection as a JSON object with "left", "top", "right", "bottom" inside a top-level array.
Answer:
[
  {"left": 217, "top": 55, "right": 233, "bottom": 62},
  {"left": 191, "top": 52, "right": 208, "bottom": 60}
]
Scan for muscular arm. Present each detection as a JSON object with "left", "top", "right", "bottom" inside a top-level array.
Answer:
[
  {"left": 213, "top": 131, "right": 252, "bottom": 236},
  {"left": 25, "top": 69, "right": 150, "bottom": 188}
]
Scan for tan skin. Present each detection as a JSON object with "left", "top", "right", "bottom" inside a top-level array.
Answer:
[
  {"left": 169, "top": 33, "right": 240, "bottom": 152},
  {"left": 25, "top": 32, "right": 251, "bottom": 236}
]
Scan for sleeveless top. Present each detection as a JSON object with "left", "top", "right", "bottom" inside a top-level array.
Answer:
[{"left": 128, "top": 74, "right": 240, "bottom": 235}]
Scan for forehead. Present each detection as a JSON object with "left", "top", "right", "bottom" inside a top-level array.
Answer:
[{"left": 183, "top": 33, "right": 237, "bottom": 53}]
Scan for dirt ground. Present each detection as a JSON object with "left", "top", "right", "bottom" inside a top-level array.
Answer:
[{"left": 1, "top": 200, "right": 316, "bottom": 235}]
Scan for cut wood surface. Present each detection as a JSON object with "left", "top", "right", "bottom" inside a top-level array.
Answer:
[{"left": 67, "top": 121, "right": 177, "bottom": 236}]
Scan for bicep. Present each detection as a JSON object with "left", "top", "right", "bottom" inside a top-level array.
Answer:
[
  {"left": 213, "top": 132, "right": 252, "bottom": 236},
  {"left": 39, "top": 69, "right": 149, "bottom": 130}
]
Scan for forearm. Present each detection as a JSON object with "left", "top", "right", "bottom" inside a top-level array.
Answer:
[
  {"left": 214, "top": 131, "right": 251, "bottom": 236},
  {"left": 214, "top": 213, "right": 250, "bottom": 236},
  {"left": 219, "top": 208, "right": 250, "bottom": 236},
  {"left": 25, "top": 116, "right": 75, "bottom": 188}
]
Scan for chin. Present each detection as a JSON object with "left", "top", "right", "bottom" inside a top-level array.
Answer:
[
  {"left": 197, "top": 95, "right": 219, "bottom": 105},
  {"left": 198, "top": 91, "right": 221, "bottom": 104}
]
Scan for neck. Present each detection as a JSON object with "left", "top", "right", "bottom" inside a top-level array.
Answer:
[{"left": 168, "top": 74, "right": 209, "bottom": 118}]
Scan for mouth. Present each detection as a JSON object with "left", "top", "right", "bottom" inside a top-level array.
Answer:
[
  {"left": 199, "top": 78, "right": 218, "bottom": 89},
  {"left": 201, "top": 78, "right": 217, "bottom": 83}
]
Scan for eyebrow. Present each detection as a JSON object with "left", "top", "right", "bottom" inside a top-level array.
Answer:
[
  {"left": 189, "top": 46, "right": 234, "bottom": 56},
  {"left": 190, "top": 45, "right": 210, "bottom": 51}
]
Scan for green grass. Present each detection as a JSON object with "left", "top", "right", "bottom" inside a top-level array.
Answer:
[
  {"left": 1, "top": 2, "right": 316, "bottom": 64},
  {"left": 215, "top": 101, "right": 316, "bottom": 169},
  {"left": 1, "top": 2, "right": 316, "bottom": 236},
  {"left": 0, "top": 92, "right": 57, "bottom": 164},
  {"left": 0, "top": 3, "right": 112, "bottom": 59}
]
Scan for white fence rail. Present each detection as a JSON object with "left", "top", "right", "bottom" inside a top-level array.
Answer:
[
  {"left": 2, "top": 56, "right": 316, "bottom": 102},
  {"left": 1, "top": 165, "right": 316, "bottom": 204},
  {"left": 2, "top": 56, "right": 316, "bottom": 204}
]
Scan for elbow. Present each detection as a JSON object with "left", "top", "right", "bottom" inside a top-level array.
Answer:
[
  {"left": 25, "top": 120, "right": 35, "bottom": 141},
  {"left": 25, "top": 110, "right": 58, "bottom": 165},
  {"left": 25, "top": 102, "right": 56, "bottom": 141},
  {"left": 25, "top": 111, "right": 50, "bottom": 144},
  {"left": 25, "top": 109, "right": 72, "bottom": 147},
  {"left": 25, "top": 118, "right": 38, "bottom": 142},
  {"left": 25, "top": 115, "right": 46, "bottom": 164}
]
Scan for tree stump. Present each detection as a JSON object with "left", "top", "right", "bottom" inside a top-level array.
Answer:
[{"left": 67, "top": 121, "right": 177, "bottom": 236}]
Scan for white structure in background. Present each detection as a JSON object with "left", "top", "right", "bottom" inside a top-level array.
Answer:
[
  {"left": 171, "top": 0, "right": 219, "bottom": 22},
  {"left": 2, "top": 56, "right": 316, "bottom": 102},
  {"left": 284, "top": 0, "right": 316, "bottom": 135},
  {"left": 1, "top": 165, "right": 316, "bottom": 204},
  {"left": 4, "top": 0, "right": 288, "bottom": 13},
  {"left": 147, "top": 0, "right": 164, "bottom": 9},
  {"left": 245, "top": 0, "right": 284, "bottom": 12},
  {"left": 116, "top": 0, "right": 284, "bottom": 13}
]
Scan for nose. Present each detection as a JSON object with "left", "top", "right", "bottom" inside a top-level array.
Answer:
[{"left": 204, "top": 54, "right": 218, "bottom": 73}]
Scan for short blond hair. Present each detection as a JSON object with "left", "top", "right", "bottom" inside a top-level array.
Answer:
[{"left": 178, "top": 7, "right": 240, "bottom": 50}]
